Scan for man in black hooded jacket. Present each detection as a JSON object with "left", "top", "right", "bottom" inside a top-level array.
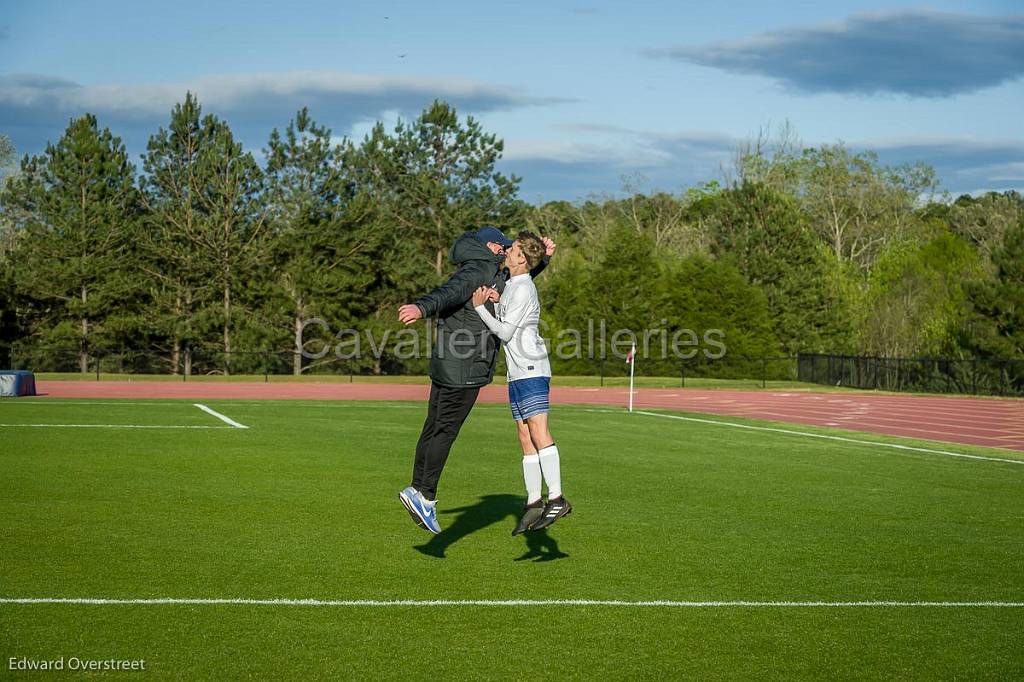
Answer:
[{"left": 397, "top": 226, "right": 553, "bottom": 534}]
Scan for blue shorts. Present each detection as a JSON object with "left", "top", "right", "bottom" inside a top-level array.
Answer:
[{"left": 508, "top": 376, "right": 551, "bottom": 422}]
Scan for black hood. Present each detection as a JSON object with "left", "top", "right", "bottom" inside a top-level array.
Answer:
[{"left": 450, "top": 232, "right": 504, "bottom": 267}]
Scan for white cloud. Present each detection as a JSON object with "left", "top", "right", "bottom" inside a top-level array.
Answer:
[
  {"left": 502, "top": 128, "right": 1024, "bottom": 201},
  {"left": 502, "top": 139, "right": 671, "bottom": 166},
  {"left": 0, "top": 70, "right": 564, "bottom": 153},
  {"left": 501, "top": 125, "right": 739, "bottom": 200}
]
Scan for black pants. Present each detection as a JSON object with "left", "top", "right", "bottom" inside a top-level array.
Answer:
[{"left": 411, "top": 382, "right": 481, "bottom": 500}]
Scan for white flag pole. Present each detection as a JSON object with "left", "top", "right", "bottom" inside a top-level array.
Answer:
[{"left": 628, "top": 342, "right": 636, "bottom": 413}]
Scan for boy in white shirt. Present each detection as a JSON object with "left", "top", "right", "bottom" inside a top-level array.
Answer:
[{"left": 472, "top": 232, "right": 571, "bottom": 535}]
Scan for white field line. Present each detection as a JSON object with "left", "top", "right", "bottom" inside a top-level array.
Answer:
[
  {"left": 1, "top": 597, "right": 1021, "bottom": 608},
  {"left": 0, "top": 424, "right": 231, "bottom": 429},
  {"left": 627, "top": 410, "right": 1024, "bottom": 466},
  {"left": 193, "top": 404, "right": 248, "bottom": 429},
  {"left": 6, "top": 401, "right": 1021, "bottom": 461}
]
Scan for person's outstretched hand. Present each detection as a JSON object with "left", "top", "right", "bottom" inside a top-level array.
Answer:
[
  {"left": 398, "top": 304, "right": 423, "bottom": 325},
  {"left": 542, "top": 237, "right": 557, "bottom": 257}
]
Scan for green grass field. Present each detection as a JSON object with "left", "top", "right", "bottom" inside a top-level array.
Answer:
[{"left": 2, "top": 398, "right": 1022, "bottom": 679}]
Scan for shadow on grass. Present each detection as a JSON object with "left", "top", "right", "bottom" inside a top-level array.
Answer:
[
  {"left": 413, "top": 493, "right": 569, "bottom": 561},
  {"left": 514, "top": 527, "right": 569, "bottom": 563}
]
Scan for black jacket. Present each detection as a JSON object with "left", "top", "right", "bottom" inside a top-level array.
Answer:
[{"left": 415, "top": 232, "right": 547, "bottom": 388}]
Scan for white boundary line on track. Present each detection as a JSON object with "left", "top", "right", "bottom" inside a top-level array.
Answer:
[
  {"left": 627, "top": 410, "right": 1024, "bottom": 465},
  {"left": 193, "top": 404, "right": 248, "bottom": 429},
  {"left": 0, "top": 424, "right": 232, "bottom": 429},
  {"left": 1, "top": 597, "right": 1022, "bottom": 608}
]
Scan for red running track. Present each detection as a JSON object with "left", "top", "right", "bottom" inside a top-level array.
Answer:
[{"left": 33, "top": 380, "right": 1024, "bottom": 452}]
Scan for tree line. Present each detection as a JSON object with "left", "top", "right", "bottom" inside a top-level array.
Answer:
[{"left": 0, "top": 97, "right": 1021, "bottom": 376}]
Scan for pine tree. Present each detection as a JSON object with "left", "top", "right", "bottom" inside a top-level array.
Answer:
[
  {"left": 0, "top": 133, "right": 16, "bottom": 182},
  {"left": 350, "top": 100, "right": 524, "bottom": 282},
  {"left": 965, "top": 220, "right": 1024, "bottom": 357},
  {"left": 195, "top": 114, "right": 265, "bottom": 374},
  {"left": 141, "top": 93, "right": 264, "bottom": 375},
  {"left": 0, "top": 134, "right": 21, "bottom": 365},
  {"left": 139, "top": 94, "right": 206, "bottom": 373},
  {"left": 587, "top": 223, "right": 660, "bottom": 339},
  {"left": 263, "top": 108, "right": 377, "bottom": 374},
  {"left": 1, "top": 115, "right": 139, "bottom": 372},
  {"left": 658, "top": 255, "right": 779, "bottom": 358}
]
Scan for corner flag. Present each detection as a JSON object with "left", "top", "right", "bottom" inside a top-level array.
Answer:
[{"left": 627, "top": 342, "right": 636, "bottom": 412}]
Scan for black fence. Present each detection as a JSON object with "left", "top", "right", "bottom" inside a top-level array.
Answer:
[
  {"left": 550, "top": 354, "right": 798, "bottom": 386},
  {"left": 797, "top": 353, "right": 1024, "bottom": 397},
  {"left": 5, "top": 346, "right": 394, "bottom": 382},
  {"left": 5, "top": 344, "right": 795, "bottom": 387},
  {"left": 7, "top": 345, "right": 1023, "bottom": 396}
]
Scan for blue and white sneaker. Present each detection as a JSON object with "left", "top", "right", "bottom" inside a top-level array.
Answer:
[{"left": 399, "top": 486, "right": 441, "bottom": 535}]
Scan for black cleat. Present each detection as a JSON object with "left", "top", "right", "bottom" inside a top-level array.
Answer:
[
  {"left": 530, "top": 496, "right": 572, "bottom": 531},
  {"left": 512, "top": 499, "right": 546, "bottom": 536}
]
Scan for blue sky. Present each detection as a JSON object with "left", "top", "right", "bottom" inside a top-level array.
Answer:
[{"left": 1, "top": 0, "right": 1021, "bottom": 201}]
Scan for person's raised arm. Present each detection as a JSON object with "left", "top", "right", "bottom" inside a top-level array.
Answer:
[
  {"left": 529, "top": 237, "right": 557, "bottom": 278},
  {"left": 398, "top": 262, "right": 489, "bottom": 324}
]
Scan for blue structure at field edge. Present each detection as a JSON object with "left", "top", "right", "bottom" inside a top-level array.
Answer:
[{"left": 0, "top": 370, "right": 36, "bottom": 397}]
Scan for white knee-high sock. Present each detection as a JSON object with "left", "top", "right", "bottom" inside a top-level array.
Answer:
[
  {"left": 538, "top": 444, "right": 562, "bottom": 500},
  {"left": 522, "top": 454, "right": 542, "bottom": 504}
]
